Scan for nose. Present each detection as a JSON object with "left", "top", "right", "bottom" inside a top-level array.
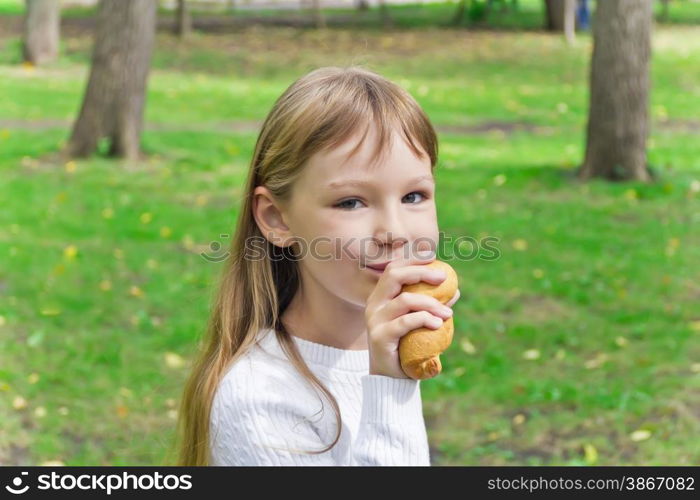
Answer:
[{"left": 371, "top": 204, "right": 409, "bottom": 251}]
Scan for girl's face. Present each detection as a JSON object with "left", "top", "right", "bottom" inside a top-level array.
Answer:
[{"left": 261, "top": 124, "right": 438, "bottom": 308}]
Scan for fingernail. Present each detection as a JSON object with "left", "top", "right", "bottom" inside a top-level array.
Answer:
[
  {"left": 417, "top": 249, "right": 434, "bottom": 259},
  {"left": 441, "top": 306, "right": 453, "bottom": 316},
  {"left": 430, "top": 316, "right": 443, "bottom": 327}
]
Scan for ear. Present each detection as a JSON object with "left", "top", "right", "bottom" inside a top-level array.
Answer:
[{"left": 252, "top": 186, "right": 294, "bottom": 248}]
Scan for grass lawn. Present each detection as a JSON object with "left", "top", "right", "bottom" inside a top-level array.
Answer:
[{"left": 0, "top": 2, "right": 699, "bottom": 465}]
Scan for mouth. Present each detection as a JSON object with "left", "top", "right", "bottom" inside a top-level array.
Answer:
[{"left": 366, "top": 262, "right": 391, "bottom": 273}]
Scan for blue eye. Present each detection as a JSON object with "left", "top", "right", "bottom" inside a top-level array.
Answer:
[
  {"left": 334, "top": 192, "right": 428, "bottom": 210},
  {"left": 335, "top": 199, "right": 363, "bottom": 210},
  {"left": 403, "top": 191, "right": 428, "bottom": 204}
]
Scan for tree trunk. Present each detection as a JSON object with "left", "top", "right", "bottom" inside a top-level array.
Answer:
[
  {"left": 67, "top": 0, "right": 157, "bottom": 160},
  {"left": 564, "top": 0, "right": 576, "bottom": 44},
  {"left": 378, "top": 0, "right": 393, "bottom": 28},
  {"left": 310, "top": 0, "right": 326, "bottom": 29},
  {"left": 544, "top": 0, "right": 565, "bottom": 30},
  {"left": 451, "top": 0, "right": 467, "bottom": 26},
  {"left": 23, "top": 0, "right": 60, "bottom": 65},
  {"left": 175, "top": 0, "right": 192, "bottom": 37},
  {"left": 578, "top": 0, "right": 653, "bottom": 181},
  {"left": 355, "top": 0, "right": 369, "bottom": 11}
]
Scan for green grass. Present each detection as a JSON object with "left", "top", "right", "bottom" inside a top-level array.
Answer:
[{"left": 1, "top": 4, "right": 699, "bottom": 466}]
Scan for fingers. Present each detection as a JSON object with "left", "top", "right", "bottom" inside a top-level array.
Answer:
[
  {"left": 445, "top": 288, "right": 461, "bottom": 308},
  {"left": 385, "top": 310, "right": 445, "bottom": 341},
  {"left": 367, "top": 261, "right": 447, "bottom": 314},
  {"left": 371, "top": 292, "right": 453, "bottom": 328}
]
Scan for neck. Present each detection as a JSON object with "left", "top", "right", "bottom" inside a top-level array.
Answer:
[{"left": 280, "top": 270, "right": 368, "bottom": 351}]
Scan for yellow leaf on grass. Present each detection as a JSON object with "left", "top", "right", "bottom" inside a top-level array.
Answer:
[
  {"left": 522, "top": 349, "right": 540, "bottom": 360},
  {"left": 63, "top": 245, "right": 78, "bottom": 260},
  {"left": 583, "top": 443, "right": 598, "bottom": 464},
  {"left": 623, "top": 189, "right": 638, "bottom": 201},
  {"left": 460, "top": 338, "right": 477, "bottom": 355},
  {"left": 28, "top": 373, "right": 39, "bottom": 384},
  {"left": 13, "top": 396, "right": 27, "bottom": 410},
  {"left": 513, "top": 239, "right": 528, "bottom": 251},
  {"left": 140, "top": 212, "right": 153, "bottom": 224},
  {"left": 40, "top": 306, "right": 61, "bottom": 316},
  {"left": 116, "top": 405, "right": 129, "bottom": 418},
  {"left": 630, "top": 429, "right": 652, "bottom": 442},
  {"left": 164, "top": 352, "right": 185, "bottom": 369}
]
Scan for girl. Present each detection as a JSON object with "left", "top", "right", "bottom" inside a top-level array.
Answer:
[{"left": 174, "top": 65, "right": 461, "bottom": 466}]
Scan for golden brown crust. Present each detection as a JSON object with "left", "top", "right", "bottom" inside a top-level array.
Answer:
[{"left": 398, "top": 260, "right": 458, "bottom": 380}]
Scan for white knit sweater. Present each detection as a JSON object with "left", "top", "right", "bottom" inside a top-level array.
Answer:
[{"left": 209, "top": 327, "right": 431, "bottom": 466}]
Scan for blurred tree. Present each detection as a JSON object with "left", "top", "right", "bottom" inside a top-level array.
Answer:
[
  {"left": 378, "top": 0, "right": 393, "bottom": 27},
  {"left": 578, "top": 0, "right": 654, "bottom": 181},
  {"left": 23, "top": 0, "right": 60, "bottom": 65},
  {"left": 67, "top": 0, "right": 157, "bottom": 160},
  {"left": 301, "top": 0, "right": 326, "bottom": 28},
  {"left": 564, "top": 0, "right": 575, "bottom": 44},
  {"left": 355, "top": 0, "right": 369, "bottom": 11},
  {"left": 312, "top": 0, "right": 326, "bottom": 28},
  {"left": 175, "top": 0, "right": 192, "bottom": 37},
  {"left": 452, "top": 0, "right": 518, "bottom": 26}
]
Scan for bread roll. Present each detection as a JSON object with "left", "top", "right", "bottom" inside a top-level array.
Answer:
[{"left": 398, "top": 260, "right": 459, "bottom": 380}]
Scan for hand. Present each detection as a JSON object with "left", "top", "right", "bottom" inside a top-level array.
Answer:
[{"left": 364, "top": 254, "right": 461, "bottom": 379}]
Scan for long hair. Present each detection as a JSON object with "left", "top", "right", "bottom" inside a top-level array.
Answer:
[{"left": 170, "top": 65, "right": 439, "bottom": 465}]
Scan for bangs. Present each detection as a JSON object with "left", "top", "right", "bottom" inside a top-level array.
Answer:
[{"left": 289, "top": 67, "right": 438, "bottom": 171}]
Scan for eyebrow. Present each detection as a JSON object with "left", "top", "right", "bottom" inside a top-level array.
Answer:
[{"left": 326, "top": 174, "right": 434, "bottom": 190}]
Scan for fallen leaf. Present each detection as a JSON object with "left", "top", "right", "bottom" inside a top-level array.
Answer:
[
  {"left": 513, "top": 239, "right": 528, "bottom": 251},
  {"left": 522, "top": 349, "right": 540, "bottom": 360},
  {"left": 630, "top": 429, "right": 652, "bottom": 442},
  {"left": 583, "top": 443, "right": 598, "bottom": 464},
  {"left": 116, "top": 405, "right": 129, "bottom": 418},
  {"left": 460, "top": 338, "right": 477, "bottom": 355},
  {"left": 63, "top": 245, "right": 78, "bottom": 260},
  {"left": 164, "top": 352, "right": 185, "bottom": 369}
]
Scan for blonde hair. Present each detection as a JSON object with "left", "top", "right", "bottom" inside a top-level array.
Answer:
[{"left": 170, "top": 65, "right": 439, "bottom": 465}]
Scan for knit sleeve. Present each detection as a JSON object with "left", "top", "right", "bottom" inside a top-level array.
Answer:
[{"left": 352, "top": 374, "right": 431, "bottom": 466}]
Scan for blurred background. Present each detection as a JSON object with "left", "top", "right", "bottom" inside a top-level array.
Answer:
[{"left": 0, "top": 0, "right": 698, "bottom": 466}]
